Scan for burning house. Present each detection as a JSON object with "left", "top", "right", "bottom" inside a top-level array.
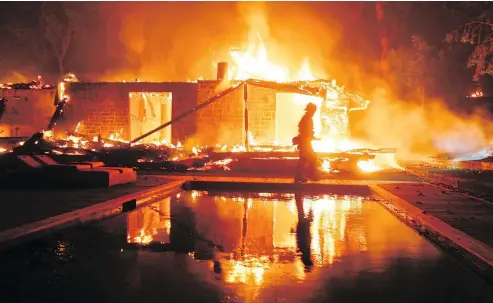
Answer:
[
  {"left": 1, "top": 65, "right": 370, "bottom": 151},
  {"left": 62, "top": 79, "right": 368, "bottom": 147},
  {"left": 1, "top": 24, "right": 405, "bottom": 176}
]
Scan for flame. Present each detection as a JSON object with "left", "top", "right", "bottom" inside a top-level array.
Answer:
[
  {"left": 58, "top": 82, "right": 69, "bottom": 102},
  {"left": 74, "top": 122, "right": 81, "bottom": 133},
  {"left": 312, "top": 138, "right": 359, "bottom": 153},
  {"left": 42, "top": 130, "right": 54, "bottom": 138},
  {"left": 321, "top": 159, "right": 332, "bottom": 172},
  {"left": 55, "top": 73, "right": 78, "bottom": 103},
  {"left": 229, "top": 32, "right": 318, "bottom": 83},
  {"left": 229, "top": 32, "right": 289, "bottom": 82},
  {"left": 62, "top": 73, "right": 79, "bottom": 83},
  {"left": 127, "top": 228, "right": 154, "bottom": 245},
  {"left": 248, "top": 131, "right": 257, "bottom": 146},
  {"left": 226, "top": 26, "right": 395, "bottom": 172},
  {"left": 108, "top": 129, "right": 125, "bottom": 142},
  {"left": 469, "top": 88, "right": 483, "bottom": 98},
  {"left": 357, "top": 160, "right": 380, "bottom": 173}
]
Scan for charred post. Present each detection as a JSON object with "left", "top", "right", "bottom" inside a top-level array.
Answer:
[
  {"left": 244, "top": 83, "right": 249, "bottom": 151},
  {"left": 47, "top": 97, "right": 69, "bottom": 131},
  {"left": 217, "top": 62, "right": 229, "bottom": 81},
  {"left": 0, "top": 98, "right": 7, "bottom": 121}
]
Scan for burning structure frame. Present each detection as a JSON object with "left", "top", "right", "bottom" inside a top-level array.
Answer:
[{"left": 0, "top": 67, "right": 397, "bottom": 174}]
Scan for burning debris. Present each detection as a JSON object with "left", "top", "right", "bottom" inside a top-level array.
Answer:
[
  {"left": 468, "top": 87, "right": 484, "bottom": 98},
  {"left": 0, "top": 75, "right": 54, "bottom": 90}
]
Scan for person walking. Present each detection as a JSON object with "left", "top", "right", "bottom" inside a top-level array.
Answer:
[{"left": 294, "top": 103, "right": 319, "bottom": 182}]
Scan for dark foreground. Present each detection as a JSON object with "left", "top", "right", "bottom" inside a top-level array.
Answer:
[{"left": 1, "top": 190, "right": 492, "bottom": 303}]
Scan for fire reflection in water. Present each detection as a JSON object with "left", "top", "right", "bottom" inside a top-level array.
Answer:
[
  {"left": 187, "top": 191, "right": 368, "bottom": 287},
  {"left": 126, "top": 190, "right": 433, "bottom": 297},
  {"left": 127, "top": 197, "right": 172, "bottom": 245},
  {"left": 127, "top": 192, "right": 367, "bottom": 276}
]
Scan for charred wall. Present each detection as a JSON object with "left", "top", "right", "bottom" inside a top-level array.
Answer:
[
  {"left": 0, "top": 89, "right": 56, "bottom": 137},
  {"left": 0, "top": 81, "right": 279, "bottom": 146},
  {"left": 195, "top": 81, "right": 245, "bottom": 146},
  {"left": 194, "top": 82, "right": 277, "bottom": 146},
  {"left": 65, "top": 82, "right": 197, "bottom": 142},
  {"left": 247, "top": 85, "right": 276, "bottom": 144}
]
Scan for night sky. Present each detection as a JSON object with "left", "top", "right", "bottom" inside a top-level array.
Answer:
[{"left": 0, "top": 1, "right": 491, "bottom": 103}]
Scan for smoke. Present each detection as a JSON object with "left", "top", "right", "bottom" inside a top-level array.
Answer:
[
  {"left": 0, "top": 71, "right": 38, "bottom": 84},
  {"left": 4, "top": 1, "right": 485, "bottom": 163},
  {"left": 95, "top": 2, "right": 343, "bottom": 82},
  {"left": 236, "top": 1, "right": 342, "bottom": 80},
  {"left": 354, "top": 86, "right": 493, "bottom": 160},
  {"left": 97, "top": 2, "right": 240, "bottom": 81},
  {"left": 99, "top": 1, "right": 493, "bottom": 160}
]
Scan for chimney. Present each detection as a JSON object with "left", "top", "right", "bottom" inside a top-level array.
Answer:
[{"left": 217, "top": 62, "right": 229, "bottom": 81}]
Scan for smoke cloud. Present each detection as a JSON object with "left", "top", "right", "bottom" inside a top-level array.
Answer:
[
  {"left": 96, "top": 2, "right": 343, "bottom": 82},
  {"left": 99, "top": 2, "right": 493, "bottom": 161},
  {"left": 3, "top": 2, "right": 492, "bottom": 163},
  {"left": 354, "top": 87, "right": 493, "bottom": 160}
]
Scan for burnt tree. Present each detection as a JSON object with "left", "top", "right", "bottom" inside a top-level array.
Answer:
[
  {"left": 40, "top": 2, "right": 80, "bottom": 76},
  {"left": 448, "top": 21, "right": 493, "bottom": 81},
  {"left": 445, "top": 2, "right": 493, "bottom": 81}
]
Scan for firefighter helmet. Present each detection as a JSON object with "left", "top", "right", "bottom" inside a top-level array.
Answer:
[{"left": 305, "top": 102, "right": 317, "bottom": 113}]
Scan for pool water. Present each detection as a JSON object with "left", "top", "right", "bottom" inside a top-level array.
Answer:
[{"left": 1, "top": 190, "right": 492, "bottom": 303}]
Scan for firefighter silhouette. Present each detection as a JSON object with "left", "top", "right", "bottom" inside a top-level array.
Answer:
[{"left": 294, "top": 103, "right": 319, "bottom": 182}]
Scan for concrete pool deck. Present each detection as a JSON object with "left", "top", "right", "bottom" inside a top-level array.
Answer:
[
  {"left": 0, "top": 176, "right": 184, "bottom": 248},
  {"left": 408, "top": 166, "right": 493, "bottom": 199},
  {"left": 1, "top": 172, "right": 493, "bottom": 281},
  {"left": 370, "top": 183, "right": 493, "bottom": 281}
]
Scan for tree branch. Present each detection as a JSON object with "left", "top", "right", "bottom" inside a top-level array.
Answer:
[
  {"left": 40, "top": 2, "right": 77, "bottom": 75},
  {"left": 448, "top": 20, "right": 493, "bottom": 81}
]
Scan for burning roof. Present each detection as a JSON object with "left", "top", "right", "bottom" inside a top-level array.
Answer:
[
  {"left": 246, "top": 78, "right": 370, "bottom": 110},
  {"left": 0, "top": 73, "right": 80, "bottom": 91},
  {"left": 0, "top": 80, "right": 54, "bottom": 90}
]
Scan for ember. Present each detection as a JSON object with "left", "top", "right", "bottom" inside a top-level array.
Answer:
[
  {"left": 469, "top": 88, "right": 484, "bottom": 98},
  {"left": 0, "top": 77, "right": 54, "bottom": 90}
]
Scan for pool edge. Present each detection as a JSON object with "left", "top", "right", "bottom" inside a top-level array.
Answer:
[
  {"left": 369, "top": 184, "right": 493, "bottom": 283},
  {"left": 0, "top": 179, "right": 185, "bottom": 250}
]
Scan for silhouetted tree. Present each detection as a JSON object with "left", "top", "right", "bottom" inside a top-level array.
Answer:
[
  {"left": 448, "top": 21, "right": 493, "bottom": 82},
  {"left": 40, "top": 2, "right": 81, "bottom": 75},
  {"left": 0, "top": 3, "right": 45, "bottom": 80},
  {"left": 388, "top": 35, "right": 441, "bottom": 104},
  {"left": 445, "top": 2, "right": 493, "bottom": 81}
]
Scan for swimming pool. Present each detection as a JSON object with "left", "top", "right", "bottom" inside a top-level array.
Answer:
[{"left": 1, "top": 188, "right": 492, "bottom": 303}]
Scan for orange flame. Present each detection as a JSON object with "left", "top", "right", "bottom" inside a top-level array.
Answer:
[
  {"left": 469, "top": 88, "right": 483, "bottom": 98},
  {"left": 225, "top": 14, "right": 395, "bottom": 172}
]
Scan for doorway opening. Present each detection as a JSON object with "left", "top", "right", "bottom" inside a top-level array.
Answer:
[
  {"left": 275, "top": 93, "right": 321, "bottom": 145},
  {"left": 129, "top": 92, "right": 172, "bottom": 144}
]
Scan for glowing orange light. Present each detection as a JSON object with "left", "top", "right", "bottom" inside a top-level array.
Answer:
[{"left": 469, "top": 88, "right": 483, "bottom": 98}]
